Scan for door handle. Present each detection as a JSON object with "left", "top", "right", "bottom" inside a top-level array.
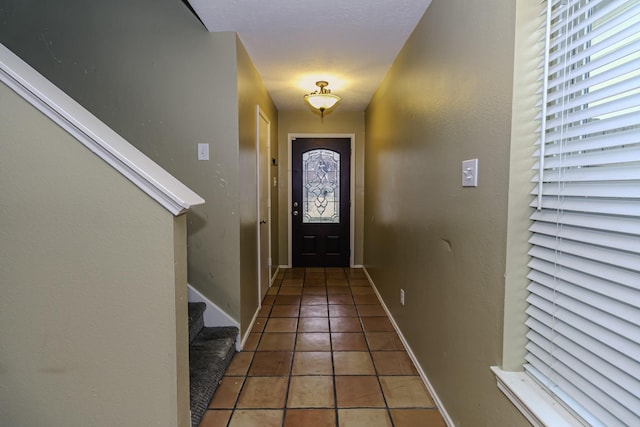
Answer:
[
  {"left": 259, "top": 219, "right": 267, "bottom": 224},
  {"left": 292, "top": 210, "right": 299, "bottom": 216}
]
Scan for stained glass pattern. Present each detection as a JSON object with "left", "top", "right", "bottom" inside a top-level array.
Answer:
[{"left": 302, "top": 149, "right": 340, "bottom": 223}]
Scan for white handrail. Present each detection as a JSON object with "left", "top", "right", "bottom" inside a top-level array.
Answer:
[{"left": 0, "top": 43, "right": 204, "bottom": 216}]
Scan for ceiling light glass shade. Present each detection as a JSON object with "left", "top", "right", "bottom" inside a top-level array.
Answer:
[
  {"left": 303, "top": 81, "right": 341, "bottom": 117},
  {"left": 304, "top": 92, "right": 341, "bottom": 111}
]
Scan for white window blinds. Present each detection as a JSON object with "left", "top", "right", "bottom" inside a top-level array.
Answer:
[{"left": 527, "top": 0, "right": 640, "bottom": 425}]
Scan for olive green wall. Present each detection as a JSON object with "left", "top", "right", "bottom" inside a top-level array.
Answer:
[
  {"left": 364, "top": 0, "right": 528, "bottom": 425},
  {"left": 0, "top": 81, "right": 189, "bottom": 426},
  {"left": 236, "top": 36, "right": 279, "bottom": 334},
  {"left": 277, "top": 110, "right": 365, "bottom": 266},
  {"left": 0, "top": 0, "right": 277, "bottom": 328}
]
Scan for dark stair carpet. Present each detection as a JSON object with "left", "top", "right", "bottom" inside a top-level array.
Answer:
[{"left": 188, "top": 303, "right": 237, "bottom": 427}]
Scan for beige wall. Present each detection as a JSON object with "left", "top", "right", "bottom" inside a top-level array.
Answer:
[
  {"left": 236, "top": 36, "right": 279, "bottom": 334},
  {"left": 364, "top": 0, "right": 528, "bottom": 425},
  {"left": 0, "top": 82, "right": 189, "bottom": 426},
  {"left": 0, "top": 0, "right": 250, "bottom": 323},
  {"left": 277, "top": 110, "right": 365, "bottom": 266}
]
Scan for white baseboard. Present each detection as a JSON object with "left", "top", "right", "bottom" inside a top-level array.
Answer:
[
  {"left": 241, "top": 304, "right": 262, "bottom": 351},
  {"left": 362, "top": 267, "right": 454, "bottom": 427},
  {"left": 270, "top": 265, "right": 281, "bottom": 286},
  {"left": 187, "top": 284, "right": 241, "bottom": 351}
]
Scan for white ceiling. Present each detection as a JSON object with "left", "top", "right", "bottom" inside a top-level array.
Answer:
[{"left": 187, "top": 0, "right": 432, "bottom": 112}]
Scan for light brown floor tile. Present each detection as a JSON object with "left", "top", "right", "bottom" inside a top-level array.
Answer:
[
  {"left": 251, "top": 318, "right": 267, "bottom": 333},
  {"left": 324, "top": 267, "right": 347, "bottom": 279},
  {"left": 305, "top": 270, "right": 326, "bottom": 277},
  {"left": 328, "top": 294, "right": 355, "bottom": 305},
  {"left": 301, "top": 295, "right": 328, "bottom": 305},
  {"left": 327, "top": 279, "right": 349, "bottom": 287},
  {"left": 287, "top": 376, "right": 335, "bottom": 408},
  {"left": 300, "top": 305, "right": 329, "bottom": 317},
  {"left": 348, "top": 278, "right": 370, "bottom": 287},
  {"left": 356, "top": 304, "right": 386, "bottom": 317},
  {"left": 275, "top": 295, "right": 301, "bottom": 305},
  {"left": 361, "top": 317, "right": 395, "bottom": 332},
  {"left": 267, "top": 287, "right": 279, "bottom": 296},
  {"left": 228, "top": 409, "right": 283, "bottom": 427},
  {"left": 243, "top": 333, "right": 261, "bottom": 351},
  {"left": 330, "top": 317, "right": 363, "bottom": 332},
  {"left": 303, "top": 287, "right": 328, "bottom": 295},
  {"left": 257, "top": 333, "right": 296, "bottom": 351},
  {"left": 331, "top": 333, "right": 368, "bottom": 351},
  {"left": 327, "top": 286, "right": 352, "bottom": 295},
  {"left": 248, "top": 351, "right": 293, "bottom": 376},
  {"left": 335, "top": 376, "right": 385, "bottom": 408},
  {"left": 258, "top": 305, "right": 272, "bottom": 317},
  {"left": 262, "top": 295, "right": 276, "bottom": 305},
  {"left": 379, "top": 376, "right": 435, "bottom": 408},
  {"left": 371, "top": 352, "right": 418, "bottom": 375},
  {"left": 333, "top": 351, "right": 376, "bottom": 375},
  {"left": 198, "top": 409, "right": 232, "bottom": 427},
  {"left": 296, "top": 332, "right": 331, "bottom": 351},
  {"left": 292, "top": 351, "right": 333, "bottom": 375},
  {"left": 285, "top": 409, "right": 337, "bottom": 427},
  {"left": 304, "top": 279, "right": 327, "bottom": 286},
  {"left": 365, "top": 332, "right": 404, "bottom": 351},
  {"left": 346, "top": 269, "right": 367, "bottom": 279},
  {"left": 270, "top": 305, "right": 300, "bottom": 318},
  {"left": 353, "top": 294, "right": 380, "bottom": 305},
  {"left": 390, "top": 409, "right": 447, "bottom": 427},
  {"left": 350, "top": 287, "right": 375, "bottom": 295},
  {"left": 225, "top": 351, "right": 254, "bottom": 376},
  {"left": 338, "top": 409, "right": 392, "bottom": 427},
  {"left": 298, "top": 317, "right": 330, "bottom": 332},
  {"left": 278, "top": 287, "right": 303, "bottom": 295},
  {"left": 329, "top": 305, "right": 358, "bottom": 317},
  {"left": 236, "top": 376, "right": 288, "bottom": 408},
  {"left": 209, "top": 377, "right": 244, "bottom": 408},
  {"left": 282, "top": 278, "right": 303, "bottom": 287},
  {"left": 264, "top": 318, "right": 298, "bottom": 333}
]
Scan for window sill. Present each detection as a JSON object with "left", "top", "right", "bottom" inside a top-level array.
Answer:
[{"left": 490, "top": 367, "right": 585, "bottom": 427}]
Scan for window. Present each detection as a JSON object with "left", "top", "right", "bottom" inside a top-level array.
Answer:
[{"left": 526, "top": 0, "right": 640, "bottom": 425}]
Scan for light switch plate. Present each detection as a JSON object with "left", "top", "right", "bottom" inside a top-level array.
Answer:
[
  {"left": 462, "top": 158, "right": 478, "bottom": 187},
  {"left": 197, "top": 143, "right": 209, "bottom": 161}
]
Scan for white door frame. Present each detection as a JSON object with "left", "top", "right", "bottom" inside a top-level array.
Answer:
[
  {"left": 288, "top": 133, "right": 356, "bottom": 267},
  {"left": 257, "top": 106, "right": 271, "bottom": 302}
]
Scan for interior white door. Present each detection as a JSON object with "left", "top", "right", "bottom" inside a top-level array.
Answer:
[{"left": 257, "top": 108, "right": 271, "bottom": 301}]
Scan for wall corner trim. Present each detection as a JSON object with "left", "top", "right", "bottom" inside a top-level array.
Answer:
[{"left": 0, "top": 43, "right": 204, "bottom": 216}]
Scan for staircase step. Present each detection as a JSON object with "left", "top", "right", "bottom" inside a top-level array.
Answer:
[
  {"left": 187, "top": 302, "right": 206, "bottom": 344},
  {"left": 189, "top": 326, "right": 238, "bottom": 427}
]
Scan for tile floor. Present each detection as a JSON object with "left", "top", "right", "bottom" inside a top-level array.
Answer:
[{"left": 198, "top": 267, "right": 446, "bottom": 427}]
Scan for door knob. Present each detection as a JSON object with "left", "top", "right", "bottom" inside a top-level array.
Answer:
[
  {"left": 293, "top": 201, "right": 299, "bottom": 208},
  {"left": 292, "top": 210, "right": 299, "bottom": 216},
  {"left": 259, "top": 219, "right": 267, "bottom": 224}
]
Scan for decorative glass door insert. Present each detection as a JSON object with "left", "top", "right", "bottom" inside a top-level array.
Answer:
[{"left": 302, "top": 149, "right": 340, "bottom": 223}]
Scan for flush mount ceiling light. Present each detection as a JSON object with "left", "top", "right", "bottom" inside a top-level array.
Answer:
[{"left": 303, "top": 81, "right": 341, "bottom": 119}]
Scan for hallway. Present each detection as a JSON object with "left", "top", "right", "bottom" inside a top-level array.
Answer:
[{"left": 198, "top": 267, "right": 446, "bottom": 427}]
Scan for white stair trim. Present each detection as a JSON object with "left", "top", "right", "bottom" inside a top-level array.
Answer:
[
  {"left": 0, "top": 43, "right": 204, "bottom": 216},
  {"left": 187, "top": 284, "right": 241, "bottom": 351}
]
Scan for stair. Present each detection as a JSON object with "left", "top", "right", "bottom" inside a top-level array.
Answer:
[{"left": 188, "top": 302, "right": 237, "bottom": 427}]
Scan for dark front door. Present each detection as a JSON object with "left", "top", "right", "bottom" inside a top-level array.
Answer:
[{"left": 292, "top": 137, "right": 351, "bottom": 267}]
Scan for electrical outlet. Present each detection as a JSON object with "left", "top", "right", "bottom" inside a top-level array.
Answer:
[
  {"left": 197, "top": 143, "right": 209, "bottom": 161},
  {"left": 400, "top": 289, "right": 405, "bottom": 306}
]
